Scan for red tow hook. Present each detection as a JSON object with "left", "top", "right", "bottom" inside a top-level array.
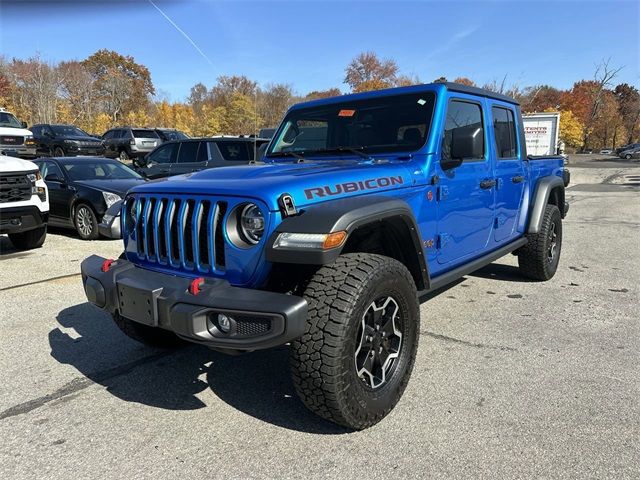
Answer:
[
  {"left": 189, "top": 277, "right": 205, "bottom": 296},
  {"left": 101, "top": 259, "right": 116, "bottom": 272}
]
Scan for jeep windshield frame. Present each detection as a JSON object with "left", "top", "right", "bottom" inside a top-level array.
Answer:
[{"left": 267, "top": 92, "right": 436, "bottom": 159}]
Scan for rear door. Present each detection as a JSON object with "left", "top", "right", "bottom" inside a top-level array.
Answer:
[
  {"left": 436, "top": 96, "right": 496, "bottom": 266},
  {"left": 491, "top": 104, "right": 526, "bottom": 242},
  {"left": 170, "top": 141, "right": 207, "bottom": 176}
]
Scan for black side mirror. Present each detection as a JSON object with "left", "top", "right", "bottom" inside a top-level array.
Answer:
[
  {"left": 21, "top": 121, "right": 28, "bottom": 128},
  {"left": 45, "top": 174, "right": 62, "bottom": 182},
  {"left": 442, "top": 124, "right": 484, "bottom": 170}
]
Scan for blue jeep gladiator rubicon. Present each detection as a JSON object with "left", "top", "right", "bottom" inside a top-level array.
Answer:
[{"left": 81, "top": 83, "right": 569, "bottom": 429}]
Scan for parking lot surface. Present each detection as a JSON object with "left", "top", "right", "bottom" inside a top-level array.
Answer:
[{"left": 1, "top": 157, "right": 638, "bottom": 479}]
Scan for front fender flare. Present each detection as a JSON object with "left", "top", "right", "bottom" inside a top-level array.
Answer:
[{"left": 266, "top": 195, "right": 428, "bottom": 286}]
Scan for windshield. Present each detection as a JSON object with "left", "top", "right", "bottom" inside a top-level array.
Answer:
[
  {"left": 51, "top": 125, "right": 92, "bottom": 137},
  {"left": 63, "top": 161, "right": 143, "bottom": 181},
  {"left": 0, "top": 112, "right": 23, "bottom": 129},
  {"left": 268, "top": 92, "right": 435, "bottom": 157}
]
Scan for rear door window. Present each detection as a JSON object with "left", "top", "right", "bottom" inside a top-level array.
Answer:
[{"left": 492, "top": 106, "right": 517, "bottom": 159}]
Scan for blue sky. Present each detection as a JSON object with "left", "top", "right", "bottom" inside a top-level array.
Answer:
[{"left": 1, "top": 0, "right": 638, "bottom": 101}]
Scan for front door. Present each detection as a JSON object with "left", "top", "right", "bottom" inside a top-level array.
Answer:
[
  {"left": 491, "top": 105, "right": 526, "bottom": 242},
  {"left": 39, "top": 160, "right": 73, "bottom": 225},
  {"left": 436, "top": 97, "right": 495, "bottom": 266}
]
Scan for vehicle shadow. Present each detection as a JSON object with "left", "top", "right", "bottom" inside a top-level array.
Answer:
[
  {"left": 469, "top": 262, "right": 535, "bottom": 283},
  {"left": 50, "top": 302, "right": 347, "bottom": 434}
]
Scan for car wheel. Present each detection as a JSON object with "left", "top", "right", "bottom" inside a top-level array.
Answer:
[
  {"left": 518, "top": 204, "right": 562, "bottom": 281},
  {"left": 290, "top": 253, "right": 420, "bottom": 430},
  {"left": 625, "top": 154, "right": 632, "bottom": 159},
  {"left": 74, "top": 203, "right": 99, "bottom": 240},
  {"left": 8, "top": 226, "right": 47, "bottom": 250},
  {"left": 119, "top": 150, "right": 129, "bottom": 161},
  {"left": 53, "top": 146, "right": 65, "bottom": 157}
]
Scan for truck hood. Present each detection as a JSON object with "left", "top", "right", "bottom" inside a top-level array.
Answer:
[
  {"left": 130, "top": 159, "right": 417, "bottom": 211},
  {"left": 0, "top": 154, "right": 38, "bottom": 173},
  {"left": 0, "top": 127, "right": 32, "bottom": 137}
]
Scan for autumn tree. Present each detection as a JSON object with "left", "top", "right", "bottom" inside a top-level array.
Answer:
[
  {"left": 614, "top": 83, "right": 640, "bottom": 143},
  {"left": 520, "top": 85, "right": 563, "bottom": 113},
  {"left": 452, "top": 77, "right": 476, "bottom": 86},
  {"left": 303, "top": 88, "right": 342, "bottom": 101},
  {"left": 58, "top": 60, "right": 98, "bottom": 129},
  {"left": 258, "top": 83, "right": 294, "bottom": 128},
  {"left": 82, "top": 49, "right": 154, "bottom": 121},
  {"left": 556, "top": 110, "right": 584, "bottom": 149},
  {"left": 344, "top": 52, "right": 399, "bottom": 92}
]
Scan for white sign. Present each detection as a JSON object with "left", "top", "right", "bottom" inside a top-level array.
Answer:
[{"left": 523, "top": 113, "right": 560, "bottom": 156}]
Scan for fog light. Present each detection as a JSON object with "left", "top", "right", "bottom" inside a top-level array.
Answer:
[{"left": 217, "top": 314, "right": 232, "bottom": 333}]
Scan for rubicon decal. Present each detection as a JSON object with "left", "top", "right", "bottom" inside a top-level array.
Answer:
[{"left": 304, "top": 176, "right": 404, "bottom": 200}]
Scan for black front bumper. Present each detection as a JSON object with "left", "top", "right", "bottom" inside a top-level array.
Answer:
[
  {"left": 80, "top": 255, "right": 308, "bottom": 351},
  {"left": 0, "top": 205, "right": 48, "bottom": 234}
]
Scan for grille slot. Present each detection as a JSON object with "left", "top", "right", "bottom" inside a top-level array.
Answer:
[
  {"left": 235, "top": 316, "right": 272, "bottom": 337},
  {"left": 133, "top": 195, "right": 228, "bottom": 273},
  {"left": 0, "top": 135, "right": 24, "bottom": 146},
  {"left": 0, "top": 174, "right": 31, "bottom": 203}
]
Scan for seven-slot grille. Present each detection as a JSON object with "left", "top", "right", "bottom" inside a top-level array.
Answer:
[
  {"left": 0, "top": 135, "right": 24, "bottom": 146},
  {"left": 0, "top": 174, "right": 32, "bottom": 203},
  {"left": 131, "top": 196, "right": 227, "bottom": 272}
]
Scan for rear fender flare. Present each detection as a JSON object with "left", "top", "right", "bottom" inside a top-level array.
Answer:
[{"left": 527, "top": 176, "right": 565, "bottom": 234}]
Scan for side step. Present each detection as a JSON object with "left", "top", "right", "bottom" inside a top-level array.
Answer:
[{"left": 422, "top": 237, "right": 528, "bottom": 294}]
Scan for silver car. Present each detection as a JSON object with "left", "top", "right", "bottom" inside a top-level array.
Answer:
[{"left": 619, "top": 148, "right": 640, "bottom": 159}]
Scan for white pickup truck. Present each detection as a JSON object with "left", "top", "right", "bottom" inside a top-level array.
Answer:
[
  {"left": 0, "top": 154, "right": 49, "bottom": 250},
  {"left": 0, "top": 108, "right": 37, "bottom": 159}
]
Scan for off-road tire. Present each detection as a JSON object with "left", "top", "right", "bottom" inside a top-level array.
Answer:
[
  {"left": 8, "top": 225, "right": 47, "bottom": 250},
  {"left": 518, "top": 204, "right": 562, "bottom": 280},
  {"left": 74, "top": 203, "right": 99, "bottom": 240},
  {"left": 112, "top": 312, "right": 185, "bottom": 349},
  {"left": 290, "top": 253, "right": 420, "bottom": 430}
]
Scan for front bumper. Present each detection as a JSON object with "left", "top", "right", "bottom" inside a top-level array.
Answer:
[
  {"left": 66, "top": 145, "right": 106, "bottom": 156},
  {"left": 80, "top": 255, "right": 308, "bottom": 351},
  {"left": 0, "top": 146, "right": 37, "bottom": 159},
  {"left": 0, "top": 205, "right": 48, "bottom": 234},
  {"left": 98, "top": 214, "right": 121, "bottom": 239}
]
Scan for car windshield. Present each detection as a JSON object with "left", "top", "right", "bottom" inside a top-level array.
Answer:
[
  {"left": 51, "top": 125, "right": 92, "bottom": 137},
  {"left": 63, "top": 161, "right": 143, "bottom": 181},
  {"left": 0, "top": 112, "right": 23, "bottom": 129},
  {"left": 267, "top": 92, "right": 436, "bottom": 158}
]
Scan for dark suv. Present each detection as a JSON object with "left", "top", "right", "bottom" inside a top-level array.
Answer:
[
  {"left": 138, "top": 136, "right": 269, "bottom": 179},
  {"left": 31, "top": 124, "right": 104, "bottom": 157},
  {"left": 102, "top": 127, "right": 160, "bottom": 162},
  {"left": 154, "top": 128, "right": 189, "bottom": 142}
]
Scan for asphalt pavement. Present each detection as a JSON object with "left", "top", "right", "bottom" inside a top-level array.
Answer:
[{"left": 0, "top": 156, "right": 638, "bottom": 479}]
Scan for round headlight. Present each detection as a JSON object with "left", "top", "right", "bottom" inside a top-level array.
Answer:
[{"left": 240, "top": 203, "right": 264, "bottom": 245}]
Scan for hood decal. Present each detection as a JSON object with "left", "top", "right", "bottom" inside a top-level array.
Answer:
[{"left": 304, "top": 175, "right": 404, "bottom": 200}]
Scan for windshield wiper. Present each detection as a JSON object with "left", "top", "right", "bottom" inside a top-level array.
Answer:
[
  {"left": 311, "top": 146, "right": 373, "bottom": 160},
  {"left": 268, "top": 151, "right": 306, "bottom": 163}
]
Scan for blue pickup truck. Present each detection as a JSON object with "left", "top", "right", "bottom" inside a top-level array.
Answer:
[{"left": 81, "top": 82, "right": 569, "bottom": 429}]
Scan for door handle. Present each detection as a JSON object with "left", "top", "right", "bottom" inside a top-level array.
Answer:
[
  {"left": 480, "top": 179, "right": 497, "bottom": 189},
  {"left": 511, "top": 175, "right": 525, "bottom": 183}
]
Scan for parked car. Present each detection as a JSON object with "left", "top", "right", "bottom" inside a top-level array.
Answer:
[
  {"left": 619, "top": 148, "right": 640, "bottom": 159},
  {"left": 33, "top": 156, "right": 145, "bottom": 240},
  {"left": 599, "top": 149, "right": 613, "bottom": 155},
  {"left": 101, "top": 127, "right": 161, "bottom": 163},
  {"left": 30, "top": 124, "right": 105, "bottom": 157},
  {"left": 81, "top": 82, "right": 570, "bottom": 429},
  {"left": 138, "top": 136, "right": 269, "bottom": 179},
  {"left": 615, "top": 143, "right": 640, "bottom": 155},
  {"left": 153, "top": 128, "right": 189, "bottom": 142},
  {"left": 0, "top": 107, "right": 37, "bottom": 159},
  {"left": 0, "top": 153, "right": 48, "bottom": 249}
]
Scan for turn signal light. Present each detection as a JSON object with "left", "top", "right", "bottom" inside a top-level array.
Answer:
[{"left": 323, "top": 231, "right": 347, "bottom": 249}]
